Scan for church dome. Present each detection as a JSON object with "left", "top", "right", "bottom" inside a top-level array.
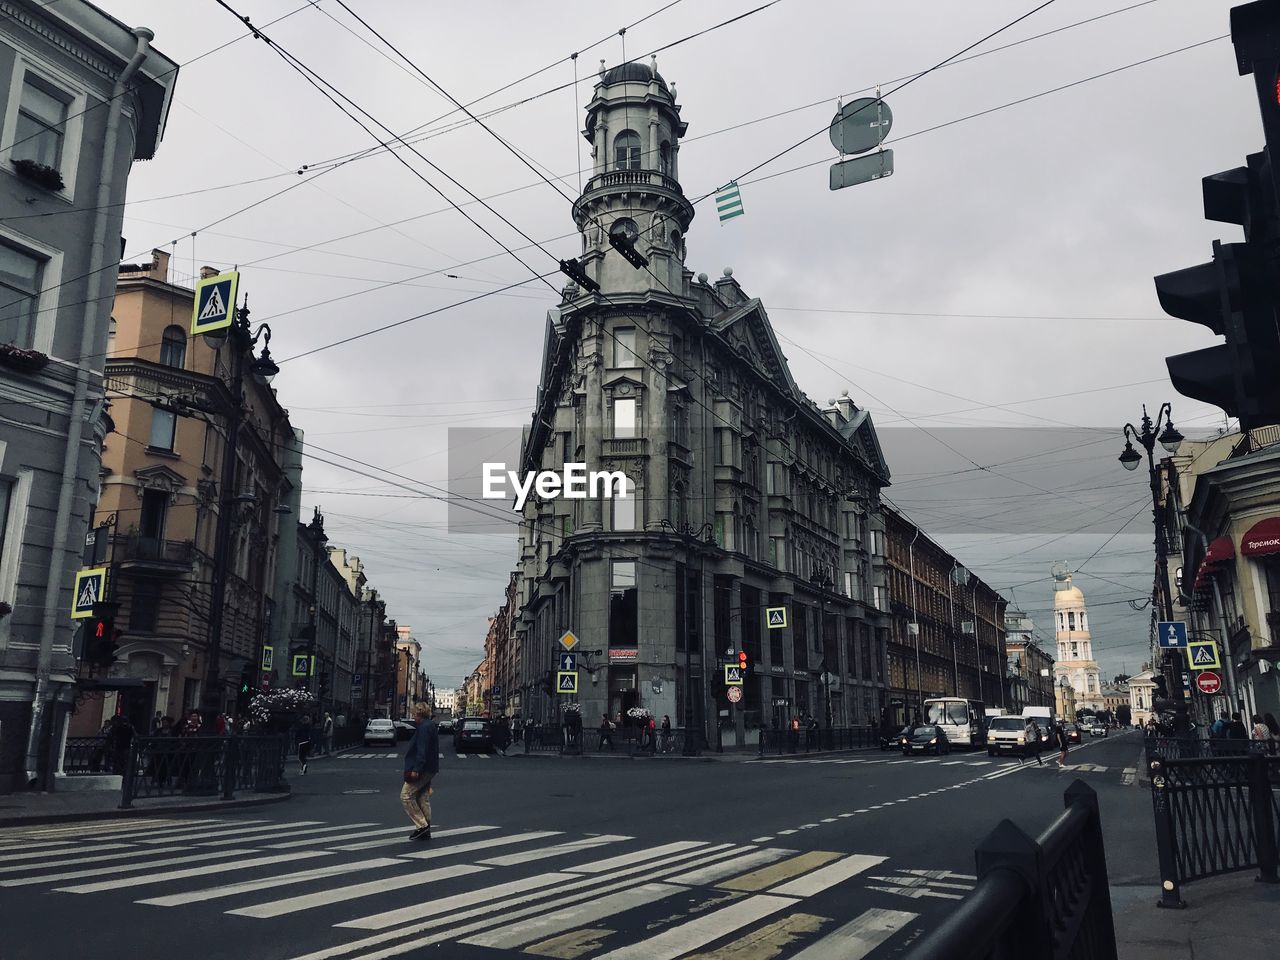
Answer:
[
  {"left": 602, "top": 62, "right": 667, "bottom": 89},
  {"left": 1054, "top": 585, "right": 1085, "bottom": 608}
]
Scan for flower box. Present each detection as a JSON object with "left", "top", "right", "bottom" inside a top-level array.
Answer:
[
  {"left": 12, "top": 158, "right": 64, "bottom": 192},
  {"left": 0, "top": 343, "right": 50, "bottom": 374}
]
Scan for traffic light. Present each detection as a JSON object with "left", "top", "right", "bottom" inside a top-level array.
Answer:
[
  {"left": 608, "top": 230, "right": 650, "bottom": 269},
  {"left": 236, "top": 667, "right": 254, "bottom": 713},
  {"left": 738, "top": 650, "right": 749, "bottom": 672},
  {"left": 558, "top": 257, "right": 601, "bottom": 293},
  {"left": 84, "top": 614, "right": 118, "bottom": 666},
  {"left": 1160, "top": 3, "right": 1280, "bottom": 429}
]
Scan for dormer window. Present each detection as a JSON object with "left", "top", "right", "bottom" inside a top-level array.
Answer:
[{"left": 614, "top": 130, "right": 641, "bottom": 170}]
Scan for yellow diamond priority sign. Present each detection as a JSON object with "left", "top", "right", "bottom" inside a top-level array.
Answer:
[{"left": 558, "top": 630, "right": 579, "bottom": 651}]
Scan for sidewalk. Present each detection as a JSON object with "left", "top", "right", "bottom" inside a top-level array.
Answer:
[
  {"left": 1111, "top": 873, "right": 1280, "bottom": 960},
  {"left": 0, "top": 786, "right": 290, "bottom": 827}
]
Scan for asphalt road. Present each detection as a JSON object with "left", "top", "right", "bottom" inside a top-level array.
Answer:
[{"left": 0, "top": 730, "right": 1153, "bottom": 960}]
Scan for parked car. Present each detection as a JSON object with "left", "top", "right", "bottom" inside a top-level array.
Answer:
[
  {"left": 363, "top": 718, "right": 397, "bottom": 748},
  {"left": 1090, "top": 723, "right": 1109, "bottom": 738},
  {"left": 436, "top": 717, "right": 455, "bottom": 735},
  {"left": 881, "top": 725, "right": 912, "bottom": 751},
  {"left": 1064, "top": 723, "right": 1083, "bottom": 744},
  {"left": 987, "top": 715, "right": 1034, "bottom": 757},
  {"left": 456, "top": 717, "right": 494, "bottom": 754},
  {"left": 901, "top": 724, "right": 951, "bottom": 756},
  {"left": 393, "top": 718, "right": 417, "bottom": 741}
]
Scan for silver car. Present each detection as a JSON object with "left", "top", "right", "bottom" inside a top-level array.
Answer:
[{"left": 364, "top": 718, "right": 397, "bottom": 748}]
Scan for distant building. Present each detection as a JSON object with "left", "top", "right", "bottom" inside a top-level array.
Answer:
[
  {"left": 1005, "top": 609, "right": 1055, "bottom": 714},
  {"left": 1052, "top": 568, "right": 1103, "bottom": 712},
  {"left": 434, "top": 688, "right": 458, "bottom": 717},
  {"left": 1100, "top": 681, "right": 1129, "bottom": 718},
  {"left": 1055, "top": 676, "right": 1078, "bottom": 721},
  {"left": 1129, "top": 669, "right": 1157, "bottom": 727}
]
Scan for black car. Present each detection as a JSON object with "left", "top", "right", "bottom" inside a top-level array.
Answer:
[
  {"left": 394, "top": 718, "right": 417, "bottom": 741},
  {"left": 901, "top": 724, "right": 951, "bottom": 756},
  {"left": 455, "top": 717, "right": 494, "bottom": 754},
  {"left": 1064, "top": 723, "right": 1082, "bottom": 745},
  {"left": 881, "top": 725, "right": 912, "bottom": 751}
]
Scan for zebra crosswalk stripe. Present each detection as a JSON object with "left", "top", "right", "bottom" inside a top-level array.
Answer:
[
  {"left": 595, "top": 893, "right": 796, "bottom": 960},
  {"left": 229, "top": 863, "right": 489, "bottom": 919},
  {"left": 57, "top": 850, "right": 332, "bottom": 895},
  {"left": 137, "top": 856, "right": 405, "bottom": 907},
  {"left": 787, "top": 907, "right": 919, "bottom": 959}
]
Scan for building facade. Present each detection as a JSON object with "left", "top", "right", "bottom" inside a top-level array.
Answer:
[
  {"left": 1052, "top": 569, "right": 1103, "bottom": 713},
  {"left": 507, "top": 61, "right": 901, "bottom": 745},
  {"left": 394, "top": 624, "right": 426, "bottom": 718},
  {"left": 0, "top": 2, "right": 176, "bottom": 790},
  {"left": 1128, "top": 668, "right": 1156, "bottom": 727},
  {"left": 1005, "top": 608, "right": 1055, "bottom": 714}
]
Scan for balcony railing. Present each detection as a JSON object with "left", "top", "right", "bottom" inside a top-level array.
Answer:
[
  {"left": 604, "top": 437, "right": 648, "bottom": 457},
  {"left": 582, "top": 169, "right": 685, "bottom": 195},
  {"left": 113, "top": 535, "right": 195, "bottom": 570}
]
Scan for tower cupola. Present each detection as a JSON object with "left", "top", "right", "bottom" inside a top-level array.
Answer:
[{"left": 571, "top": 56, "right": 695, "bottom": 297}]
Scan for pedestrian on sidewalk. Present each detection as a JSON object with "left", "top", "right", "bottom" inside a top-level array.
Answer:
[
  {"left": 402, "top": 702, "right": 439, "bottom": 842},
  {"left": 659, "top": 715, "right": 672, "bottom": 753},
  {"left": 598, "top": 714, "right": 614, "bottom": 750},
  {"left": 322, "top": 712, "right": 334, "bottom": 755},
  {"left": 1055, "top": 721, "right": 1070, "bottom": 768},
  {"left": 1251, "top": 714, "right": 1269, "bottom": 741},
  {"left": 295, "top": 714, "right": 313, "bottom": 775},
  {"left": 1265, "top": 713, "right": 1280, "bottom": 748}
]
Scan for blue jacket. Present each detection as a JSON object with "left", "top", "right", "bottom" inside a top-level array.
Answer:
[{"left": 404, "top": 720, "right": 439, "bottom": 777}]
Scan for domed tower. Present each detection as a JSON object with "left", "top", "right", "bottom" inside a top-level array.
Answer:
[
  {"left": 1052, "top": 564, "right": 1103, "bottom": 711},
  {"left": 572, "top": 57, "right": 695, "bottom": 297}
]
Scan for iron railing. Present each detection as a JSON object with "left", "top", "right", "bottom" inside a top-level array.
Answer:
[
  {"left": 1147, "top": 750, "right": 1280, "bottom": 906},
  {"left": 757, "top": 725, "right": 877, "bottom": 755},
  {"left": 62, "top": 736, "right": 114, "bottom": 774},
  {"left": 1144, "top": 735, "right": 1279, "bottom": 759},
  {"left": 120, "top": 735, "right": 286, "bottom": 807},
  {"left": 520, "top": 723, "right": 694, "bottom": 756},
  {"left": 906, "top": 781, "right": 1117, "bottom": 960}
]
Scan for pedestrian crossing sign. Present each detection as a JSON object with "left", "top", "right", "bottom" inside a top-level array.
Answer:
[
  {"left": 191, "top": 270, "right": 239, "bottom": 336},
  {"left": 557, "top": 671, "right": 578, "bottom": 694},
  {"left": 261, "top": 645, "right": 273, "bottom": 671},
  {"left": 71, "top": 566, "right": 107, "bottom": 619},
  {"left": 291, "top": 654, "right": 315, "bottom": 677},
  {"left": 1187, "top": 641, "right": 1221, "bottom": 670},
  {"left": 766, "top": 607, "right": 787, "bottom": 629},
  {"left": 724, "top": 664, "right": 744, "bottom": 686}
]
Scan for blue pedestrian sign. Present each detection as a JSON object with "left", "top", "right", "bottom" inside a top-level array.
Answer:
[
  {"left": 1157, "top": 621, "right": 1188, "bottom": 649},
  {"left": 559, "top": 653, "right": 577, "bottom": 672},
  {"left": 191, "top": 270, "right": 239, "bottom": 336}
]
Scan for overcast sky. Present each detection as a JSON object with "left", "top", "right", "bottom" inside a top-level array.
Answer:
[{"left": 99, "top": 0, "right": 1252, "bottom": 688}]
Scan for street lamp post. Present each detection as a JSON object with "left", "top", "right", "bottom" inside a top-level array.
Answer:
[
  {"left": 1119, "top": 403, "right": 1186, "bottom": 725},
  {"left": 200, "top": 302, "right": 279, "bottom": 722}
]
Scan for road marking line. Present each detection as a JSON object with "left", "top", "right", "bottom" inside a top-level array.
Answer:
[
  {"left": 772, "top": 854, "right": 887, "bottom": 897},
  {"left": 0, "top": 843, "right": 133, "bottom": 868},
  {"left": 664, "top": 912, "right": 827, "bottom": 960},
  {"left": 888, "top": 760, "right": 913, "bottom": 765},
  {"left": 786, "top": 907, "right": 918, "bottom": 959},
  {"left": 942, "top": 760, "right": 966, "bottom": 765},
  {"left": 0, "top": 848, "right": 259, "bottom": 887},
  {"left": 564, "top": 840, "right": 710, "bottom": 874},
  {"left": 0, "top": 818, "right": 220, "bottom": 842},
  {"left": 57, "top": 850, "right": 330, "bottom": 894},
  {"left": 592, "top": 893, "right": 796, "bottom": 960},
  {"left": 750, "top": 836, "right": 773, "bottom": 843},
  {"left": 719, "top": 851, "right": 841, "bottom": 892},
  {"left": 479, "top": 834, "right": 630, "bottom": 867},
  {"left": 136, "top": 857, "right": 403, "bottom": 906},
  {"left": 327, "top": 824, "right": 497, "bottom": 852},
  {"left": 138, "top": 821, "right": 324, "bottom": 844},
  {"left": 777, "top": 829, "right": 798, "bottom": 835},
  {"left": 341, "top": 869, "right": 574, "bottom": 930},
  {"left": 460, "top": 882, "right": 686, "bottom": 949},
  {"left": 666, "top": 848, "right": 792, "bottom": 886},
  {"left": 398, "top": 830, "right": 562, "bottom": 862},
  {"left": 231, "top": 863, "right": 489, "bottom": 918},
  {"left": 966, "top": 761, "right": 991, "bottom": 766},
  {"left": 198, "top": 823, "right": 377, "bottom": 847}
]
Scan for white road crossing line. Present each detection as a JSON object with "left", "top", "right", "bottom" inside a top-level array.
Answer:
[
  {"left": 340, "top": 870, "right": 575, "bottom": 931},
  {"left": 138, "top": 820, "right": 324, "bottom": 844},
  {"left": 460, "top": 881, "right": 686, "bottom": 950},
  {"left": 750, "top": 835, "right": 773, "bottom": 843},
  {"left": 478, "top": 834, "right": 630, "bottom": 867},
  {"left": 0, "top": 844, "right": 195, "bottom": 875},
  {"left": 888, "top": 759, "right": 913, "bottom": 765},
  {"left": 594, "top": 893, "right": 796, "bottom": 960},
  {"left": 564, "top": 839, "right": 709, "bottom": 874},
  {"left": 229, "top": 863, "right": 489, "bottom": 919},
  {"left": 942, "top": 760, "right": 967, "bottom": 765},
  {"left": 664, "top": 847, "right": 792, "bottom": 886},
  {"left": 0, "top": 818, "right": 218, "bottom": 841},
  {"left": 778, "top": 829, "right": 798, "bottom": 835},
  {"left": 2, "top": 819, "right": 230, "bottom": 848},
  {"left": 137, "top": 857, "right": 404, "bottom": 906},
  {"left": 966, "top": 761, "right": 992, "bottom": 766},
  {"left": 0, "top": 842, "right": 132, "bottom": 865},
  {"left": 327, "top": 824, "right": 497, "bottom": 852},
  {"left": 772, "top": 854, "right": 887, "bottom": 896},
  {"left": 57, "top": 850, "right": 332, "bottom": 894},
  {"left": 0, "top": 848, "right": 260, "bottom": 887},
  {"left": 787, "top": 907, "right": 919, "bottom": 960},
  {"left": 397, "top": 830, "right": 562, "bottom": 862},
  {"left": 198, "top": 823, "right": 378, "bottom": 847}
]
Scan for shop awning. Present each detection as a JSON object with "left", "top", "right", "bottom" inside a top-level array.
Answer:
[
  {"left": 1242, "top": 517, "right": 1280, "bottom": 557},
  {"left": 1202, "top": 535, "right": 1235, "bottom": 568}
]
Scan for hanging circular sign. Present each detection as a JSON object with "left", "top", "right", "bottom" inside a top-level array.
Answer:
[
  {"left": 828, "top": 97, "right": 893, "bottom": 155},
  {"left": 727, "top": 686, "right": 743, "bottom": 704}
]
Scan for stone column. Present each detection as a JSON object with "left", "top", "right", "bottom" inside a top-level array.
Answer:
[
  {"left": 645, "top": 345, "right": 670, "bottom": 532},
  {"left": 596, "top": 122, "right": 608, "bottom": 176},
  {"left": 581, "top": 340, "right": 604, "bottom": 532}
]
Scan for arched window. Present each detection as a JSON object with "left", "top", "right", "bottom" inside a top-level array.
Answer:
[
  {"left": 160, "top": 325, "right": 186, "bottom": 368},
  {"left": 659, "top": 141, "right": 671, "bottom": 174},
  {"left": 1068, "top": 611, "right": 1076, "bottom": 631},
  {"left": 107, "top": 317, "right": 116, "bottom": 347},
  {"left": 614, "top": 130, "right": 641, "bottom": 170}
]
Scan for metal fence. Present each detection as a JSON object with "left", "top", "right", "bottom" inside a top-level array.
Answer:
[
  {"left": 1148, "top": 749, "right": 1280, "bottom": 906},
  {"left": 62, "top": 736, "right": 114, "bottom": 774},
  {"left": 120, "top": 735, "right": 287, "bottom": 808},
  {"left": 1144, "top": 735, "right": 1279, "bottom": 759},
  {"left": 757, "top": 725, "right": 876, "bottom": 755},
  {"left": 520, "top": 724, "right": 694, "bottom": 756},
  {"left": 906, "top": 781, "right": 1117, "bottom": 960}
]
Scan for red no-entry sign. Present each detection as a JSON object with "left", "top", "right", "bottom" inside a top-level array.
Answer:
[{"left": 1195, "top": 672, "right": 1222, "bottom": 695}]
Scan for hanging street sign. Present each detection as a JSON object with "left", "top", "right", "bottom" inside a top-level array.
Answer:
[
  {"left": 559, "top": 652, "right": 577, "bottom": 672},
  {"left": 71, "top": 567, "right": 108, "bottom": 619},
  {"left": 724, "top": 664, "right": 744, "bottom": 686},
  {"left": 191, "top": 270, "right": 239, "bottom": 336},
  {"left": 829, "top": 97, "right": 893, "bottom": 155},
  {"left": 1187, "top": 641, "right": 1222, "bottom": 670},
  {"left": 261, "top": 645, "right": 274, "bottom": 672},
  {"left": 1195, "top": 671, "right": 1222, "bottom": 695},
  {"left": 291, "top": 654, "right": 315, "bottom": 677},
  {"left": 765, "top": 607, "right": 788, "bottom": 629},
  {"left": 558, "top": 630, "right": 579, "bottom": 651},
  {"left": 557, "top": 671, "right": 578, "bottom": 694},
  {"left": 727, "top": 686, "right": 743, "bottom": 704},
  {"left": 715, "top": 181, "right": 744, "bottom": 222},
  {"left": 1157, "top": 621, "right": 1188, "bottom": 649},
  {"left": 830, "top": 150, "right": 894, "bottom": 191}
]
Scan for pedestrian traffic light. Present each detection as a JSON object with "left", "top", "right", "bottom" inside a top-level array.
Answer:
[
  {"left": 83, "top": 615, "right": 118, "bottom": 666},
  {"left": 236, "top": 667, "right": 254, "bottom": 713},
  {"left": 738, "top": 651, "right": 748, "bottom": 672},
  {"left": 1160, "top": 3, "right": 1280, "bottom": 429}
]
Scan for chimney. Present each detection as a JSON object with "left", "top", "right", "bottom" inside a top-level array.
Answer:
[
  {"left": 150, "top": 248, "right": 170, "bottom": 282},
  {"left": 199, "top": 265, "right": 218, "bottom": 279}
]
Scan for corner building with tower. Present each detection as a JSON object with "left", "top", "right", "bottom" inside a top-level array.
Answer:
[{"left": 511, "top": 61, "right": 899, "bottom": 744}]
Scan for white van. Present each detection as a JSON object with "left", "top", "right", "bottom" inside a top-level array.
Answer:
[{"left": 1021, "top": 706, "right": 1055, "bottom": 748}]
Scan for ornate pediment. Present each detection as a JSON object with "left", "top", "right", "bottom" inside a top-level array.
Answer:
[
  {"left": 709, "top": 298, "right": 800, "bottom": 401},
  {"left": 134, "top": 464, "right": 188, "bottom": 501}
]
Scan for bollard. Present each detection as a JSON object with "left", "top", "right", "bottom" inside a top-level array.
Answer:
[
  {"left": 1065, "top": 780, "right": 1118, "bottom": 959},
  {"left": 1148, "top": 756, "right": 1187, "bottom": 908}
]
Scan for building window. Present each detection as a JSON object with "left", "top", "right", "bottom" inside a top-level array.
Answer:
[
  {"left": 612, "top": 327, "right": 639, "bottom": 367},
  {"left": 13, "top": 75, "right": 70, "bottom": 169},
  {"left": 107, "top": 317, "right": 117, "bottom": 351},
  {"left": 614, "top": 130, "right": 641, "bottom": 170},
  {"left": 159, "top": 325, "right": 187, "bottom": 368},
  {"left": 659, "top": 141, "right": 671, "bottom": 175},
  {"left": 613, "top": 477, "right": 636, "bottom": 530},
  {"left": 0, "top": 478, "right": 11, "bottom": 560},
  {"left": 613, "top": 397, "right": 637, "bottom": 438},
  {"left": 0, "top": 242, "right": 44, "bottom": 348},
  {"left": 139, "top": 489, "right": 168, "bottom": 548},
  {"left": 148, "top": 408, "right": 177, "bottom": 451},
  {"left": 609, "top": 561, "right": 638, "bottom": 647},
  {"left": 770, "top": 536, "right": 786, "bottom": 572},
  {"left": 793, "top": 605, "right": 809, "bottom": 671},
  {"left": 129, "top": 578, "right": 161, "bottom": 632}
]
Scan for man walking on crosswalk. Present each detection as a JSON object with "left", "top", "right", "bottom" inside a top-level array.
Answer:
[{"left": 402, "top": 702, "right": 439, "bottom": 841}]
